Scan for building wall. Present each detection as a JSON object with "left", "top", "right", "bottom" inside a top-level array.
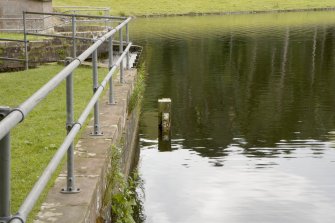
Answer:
[{"left": 0, "top": 0, "right": 52, "bottom": 31}]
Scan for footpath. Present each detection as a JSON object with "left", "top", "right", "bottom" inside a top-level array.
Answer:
[{"left": 34, "top": 68, "right": 140, "bottom": 223}]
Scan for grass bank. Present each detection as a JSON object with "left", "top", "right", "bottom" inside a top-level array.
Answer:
[
  {"left": 130, "top": 11, "right": 335, "bottom": 39},
  {"left": 0, "top": 33, "right": 45, "bottom": 40},
  {"left": 0, "top": 64, "right": 107, "bottom": 221},
  {"left": 0, "top": 33, "right": 25, "bottom": 40},
  {"left": 54, "top": 0, "right": 335, "bottom": 16}
]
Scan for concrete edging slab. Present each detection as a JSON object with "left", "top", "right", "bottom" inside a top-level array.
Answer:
[{"left": 34, "top": 69, "right": 139, "bottom": 223}]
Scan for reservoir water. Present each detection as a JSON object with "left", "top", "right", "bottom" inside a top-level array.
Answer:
[{"left": 131, "top": 11, "right": 335, "bottom": 223}]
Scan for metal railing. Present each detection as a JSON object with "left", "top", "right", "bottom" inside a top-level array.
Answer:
[
  {"left": 0, "top": 11, "right": 129, "bottom": 69},
  {"left": 0, "top": 39, "right": 28, "bottom": 65},
  {"left": 22, "top": 11, "right": 129, "bottom": 70},
  {"left": 53, "top": 6, "right": 111, "bottom": 30},
  {"left": 0, "top": 14, "right": 132, "bottom": 223},
  {"left": 53, "top": 6, "right": 110, "bottom": 16},
  {"left": 0, "top": 6, "right": 110, "bottom": 32},
  {"left": 24, "top": 11, "right": 125, "bottom": 33}
]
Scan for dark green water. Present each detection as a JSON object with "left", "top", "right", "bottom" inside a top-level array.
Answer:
[{"left": 131, "top": 12, "right": 335, "bottom": 223}]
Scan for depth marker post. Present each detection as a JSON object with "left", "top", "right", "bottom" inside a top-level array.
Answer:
[{"left": 158, "top": 98, "right": 172, "bottom": 151}]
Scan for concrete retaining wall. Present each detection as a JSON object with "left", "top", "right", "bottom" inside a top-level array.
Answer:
[
  {"left": 0, "top": 37, "right": 90, "bottom": 72},
  {"left": 34, "top": 68, "right": 140, "bottom": 223}
]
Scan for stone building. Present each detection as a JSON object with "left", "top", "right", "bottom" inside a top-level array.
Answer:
[{"left": 0, "top": 0, "right": 52, "bottom": 31}]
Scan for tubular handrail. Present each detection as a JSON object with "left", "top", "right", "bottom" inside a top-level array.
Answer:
[
  {"left": 0, "top": 18, "right": 42, "bottom": 20},
  {"left": 0, "top": 15, "right": 132, "bottom": 222},
  {"left": 0, "top": 17, "right": 131, "bottom": 141},
  {"left": 14, "top": 42, "right": 132, "bottom": 223},
  {"left": 0, "top": 39, "right": 28, "bottom": 43},
  {"left": 0, "top": 57, "right": 26, "bottom": 62},
  {"left": 60, "top": 9, "right": 110, "bottom": 14},
  {"left": 54, "top": 6, "right": 111, "bottom": 14},
  {"left": 25, "top": 32, "right": 93, "bottom": 41}
]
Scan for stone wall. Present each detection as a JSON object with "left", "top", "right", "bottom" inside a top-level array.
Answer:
[
  {"left": 0, "top": 34, "right": 139, "bottom": 72},
  {"left": 0, "top": 36, "right": 93, "bottom": 72},
  {"left": 0, "top": 31, "right": 108, "bottom": 72},
  {"left": 0, "top": 0, "right": 52, "bottom": 31}
]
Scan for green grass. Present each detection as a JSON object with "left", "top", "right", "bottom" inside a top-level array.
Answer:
[
  {"left": 0, "top": 33, "right": 47, "bottom": 41},
  {"left": 0, "top": 33, "right": 24, "bottom": 40},
  {"left": 131, "top": 11, "right": 335, "bottom": 39},
  {"left": 0, "top": 64, "right": 108, "bottom": 221},
  {"left": 54, "top": 0, "right": 335, "bottom": 16},
  {"left": 102, "top": 145, "right": 137, "bottom": 223}
]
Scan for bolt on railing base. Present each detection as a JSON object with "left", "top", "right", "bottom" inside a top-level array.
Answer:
[
  {"left": 107, "top": 101, "right": 117, "bottom": 105},
  {"left": 60, "top": 188, "right": 80, "bottom": 194},
  {"left": 90, "top": 131, "right": 104, "bottom": 136}
]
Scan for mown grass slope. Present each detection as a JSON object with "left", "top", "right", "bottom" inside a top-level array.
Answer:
[
  {"left": 54, "top": 0, "right": 335, "bottom": 16},
  {"left": 0, "top": 64, "right": 107, "bottom": 221}
]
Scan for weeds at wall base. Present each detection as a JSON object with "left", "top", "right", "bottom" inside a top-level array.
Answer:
[
  {"left": 128, "top": 63, "right": 146, "bottom": 114},
  {"left": 100, "top": 145, "right": 138, "bottom": 223},
  {"left": 99, "top": 64, "right": 147, "bottom": 223}
]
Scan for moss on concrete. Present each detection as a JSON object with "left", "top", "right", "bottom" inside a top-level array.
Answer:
[{"left": 128, "top": 64, "right": 146, "bottom": 114}]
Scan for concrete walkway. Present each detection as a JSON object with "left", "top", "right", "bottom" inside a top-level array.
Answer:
[{"left": 34, "top": 68, "right": 138, "bottom": 223}]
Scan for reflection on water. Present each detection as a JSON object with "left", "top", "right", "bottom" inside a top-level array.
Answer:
[
  {"left": 132, "top": 12, "right": 335, "bottom": 223},
  {"left": 140, "top": 138, "right": 335, "bottom": 223}
]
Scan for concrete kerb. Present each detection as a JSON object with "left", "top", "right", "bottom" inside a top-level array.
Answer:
[{"left": 34, "top": 68, "right": 139, "bottom": 223}]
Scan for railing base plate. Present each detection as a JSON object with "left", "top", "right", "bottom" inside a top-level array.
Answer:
[
  {"left": 90, "top": 132, "right": 104, "bottom": 136},
  {"left": 60, "top": 188, "right": 80, "bottom": 194}
]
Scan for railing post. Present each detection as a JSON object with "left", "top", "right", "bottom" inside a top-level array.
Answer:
[
  {"left": 108, "top": 28, "right": 116, "bottom": 105},
  {"left": 72, "top": 15, "right": 77, "bottom": 58},
  {"left": 158, "top": 99, "right": 172, "bottom": 151},
  {"left": 126, "top": 23, "right": 130, "bottom": 69},
  {"left": 23, "top": 11, "right": 29, "bottom": 70},
  {"left": 119, "top": 25, "right": 124, "bottom": 83},
  {"left": 61, "top": 58, "right": 80, "bottom": 194},
  {"left": 91, "top": 39, "right": 103, "bottom": 136},
  {"left": 104, "top": 9, "right": 109, "bottom": 29},
  {"left": 0, "top": 107, "right": 12, "bottom": 222}
]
